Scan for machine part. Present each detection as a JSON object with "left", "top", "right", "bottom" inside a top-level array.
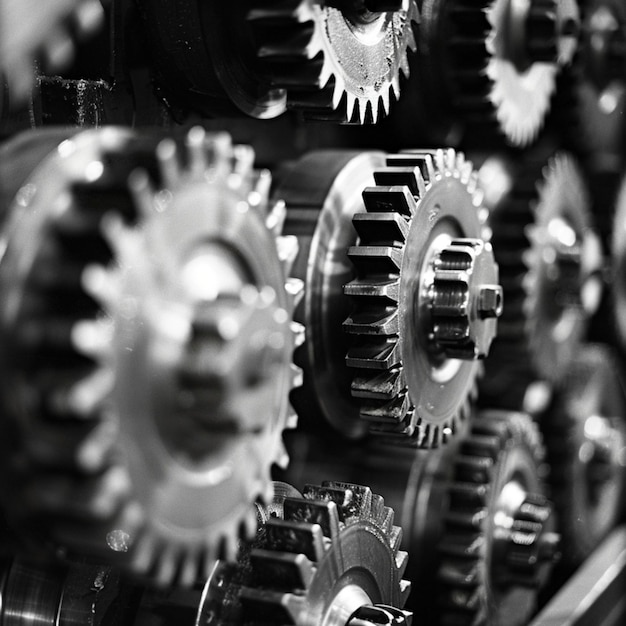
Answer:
[
  {"left": 248, "top": 0, "right": 420, "bottom": 123},
  {"left": 0, "top": 0, "right": 104, "bottom": 101},
  {"left": 343, "top": 150, "right": 501, "bottom": 447},
  {"left": 437, "top": 411, "right": 560, "bottom": 626},
  {"left": 542, "top": 344, "right": 626, "bottom": 569},
  {"left": 277, "top": 150, "right": 385, "bottom": 439},
  {"left": 421, "top": 0, "right": 580, "bottom": 146},
  {"left": 0, "top": 127, "right": 303, "bottom": 587},
  {"left": 479, "top": 152, "right": 603, "bottom": 408},
  {"left": 612, "top": 171, "right": 626, "bottom": 348},
  {"left": 196, "top": 481, "right": 411, "bottom": 626}
]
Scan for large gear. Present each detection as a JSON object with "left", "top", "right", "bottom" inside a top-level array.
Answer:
[
  {"left": 541, "top": 344, "right": 626, "bottom": 570},
  {"left": 277, "top": 150, "right": 385, "bottom": 439},
  {"left": 479, "top": 152, "right": 603, "bottom": 409},
  {"left": 437, "top": 411, "right": 560, "bottom": 626},
  {"left": 421, "top": 0, "right": 580, "bottom": 146},
  {"left": 0, "top": 127, "right": 303, "bottom": 587},
  {"left": 343, "top": 150, "right": 502, "bottom": 448},
  {"left": 197, "top": 481, "right": 411, "bottom": 626},
  {"left": 0, "top": 0, "right": 104, "bottom": 101},
  {"left": 248, "top": 0, "right": 420, "bottom": 124},
  {"left": 613, "top": 171, "right": 626, "bottom": 347}
]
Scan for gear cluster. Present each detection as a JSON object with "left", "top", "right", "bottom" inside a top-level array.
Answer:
[{"left": 0, "top": 2, "right": 625, "bottom": 626}]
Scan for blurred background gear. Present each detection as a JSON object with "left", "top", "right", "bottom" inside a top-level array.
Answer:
[
  {"left": 343, "top": 150, "right": 501, "bottom": 447},
  {"left": 420, "top": 0, "right": 580, "bottom": 147},
  {"left": 277, "top": 150, "right": 385, "bottom": 440},
  {"left": 541, "top": 344, "right": 626, "bottom": 572},
  {"left": 612, "top": 170, "right": 626, "bottom": 348},
  {"left": 478, "top": 151, "right": 603, "bottom": 410},
  {"left": 0, "top": 0, "right": 104, "bottom": 102},
  {"left": 437, "top": 410, "right": 560, "bottom": 626},
  {"left": 0, "top": 126, "right": 303, "bottom": 587},
  {"left": 197, "top": 480, "right": 411, "bottom": 626}
]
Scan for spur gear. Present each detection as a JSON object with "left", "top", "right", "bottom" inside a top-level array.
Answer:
[
  {"left": 542, "top": 344, "right": 626, "bottom": 569},
  {"left": 0, "top": 0, "right": 104, "bottom": 101},
  {"left": 248, "top": 0, "right": 420, "bottom": 123},
  {"left": 197, "top": 481, "right": 411, "bottom": 626},
  {"left": 421, "top": 0, "right": 580, "bottom": 146},
  {"left": 437, "top": 411, "right": 560, "bottom": 626},
  {"left": 276, "top": 150, "right": 385, "bottom": 439},
  {"left": 0, "top": 127, "right": 303, "bottom": 587},
  {"left": 479, "top": 152, "right": 603, "bottom": 408},
  {"left": 343, "top": 150, "right": 502, "bottom": 448}
]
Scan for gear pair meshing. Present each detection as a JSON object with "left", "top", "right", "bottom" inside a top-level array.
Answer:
[{"left": 0, "top": 126, "right": 303, "bottom": 587}]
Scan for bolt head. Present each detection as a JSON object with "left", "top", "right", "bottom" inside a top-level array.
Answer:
[{"left": 478, "top": 285, "right": 504, "bottom": 319}]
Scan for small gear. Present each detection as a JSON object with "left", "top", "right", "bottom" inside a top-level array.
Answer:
[
  {"left": 437, "top": 411, "right": 560, "bottom": 626},
  {"left": 0, "top": 0, "right": 104, "bottom": 101},
  {"left": 343, "top": 150, "right": 502, "bottom": 447},
  {"left": 421, "top": 0, "right": 580, "bottom": 146},
  {"left": 0, "top": 127, "right": 303, "bottom": 587},
  {"left": 542, "top": 344, "right": 626, "bottom": 569},
  {"left": 197, "top": 481, "right": 411, "bottom": 626},
  {"left": 479, "top": 152, "right": 603, "bottom": 408},
  {"left": 276, "top": 150, "right": 385, "bottom": 439},
  {"left": 248, "top": 0, "right": 420, "bottom": 123}
]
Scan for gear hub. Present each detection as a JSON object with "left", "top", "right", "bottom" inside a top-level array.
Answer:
[{"left": 343, "top": 150, "right": 501, "bottom": 447}]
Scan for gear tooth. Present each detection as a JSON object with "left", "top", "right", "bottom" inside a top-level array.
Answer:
[
  {"left": 155, "top": 138, "right": 180, "bottom": 189},
  {"left": 346, "top": 338, "right": 401, "bottom": 370},
  {"left": 374, "top": 167, "right": 425, "bottom": 198},
  {"left": 359, "top": 392, "right": 411, "bottom": 424},
  {"left": 322, "top": 482, "right": 373, "bottom": 519},
  {"left": 352, "top": 212, "right": 409, "bottom": 245},
  {"left": 438, "top": 560, "right": 481, "bottom": 588},
  {"left": 284, "top": 497, "right": 341, "bottom": 540},
  {"left": 286, "top": 278, "right": 305, "bottom": 309},
  {"left": 290, "top": 363, "right": 304, "bottom": 390},
  {"left": 249, "top": 548, "right": 316, "bottom": 591},
  {"left": 275, "top": 441, "right": 290, "bottom": 470},
  {"left": 351, "top": 368, "right": 405, "bottom": 401},
  {"left": 265, "top": 518, "right": 326, "bottom": 562},
  {"left": 130, "top": 532, "right": 159, "bottom": 576},
  {"left": 344, "top": 277, "right": 401, "bottom": 302},
  {"left": 343, "top": 307, "right": 399, "bottom": 335},
  {"left": 276, "top": 234, "right": 300, "bottom": 274},
  {"left": 347, "top": 245, "right": 403, "bottom": 274},
  {"left": 396, "top": 550, "right": 409, "bottom": 578},
  {"left": 362, "top": 186, "right": 417, "bottom": 217},
  {"left": 266, "top": 199, "right": 287, "bottom": 237}
]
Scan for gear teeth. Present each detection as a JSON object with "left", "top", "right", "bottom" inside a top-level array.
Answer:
[
  {"left": 351, "top": 368, "right": 405, "bottom": 400},
  {"left": 343, "top": 308, "right": 400, "bottom": 335},
  {"left": 352, "top": 212, "right": 410, "bottom": 245},
  {"left": 362, "top": 187, "right": 418, "bottom": 217},
  {"left": 346, "top": 339, "right": 402, "bottom": 370},
  {"left": 265, "top": 518, "right": 326, "bottom": 561},
  {"left": 322, "top": 481, "right": 373, "bottom": 519},
  {"left": 266, "top": 200, "right": 288, "bottom": 238},
  {"left": 283, "top": 497, "right": 341, "bottom": 540},
  {"left": 374, "top": 167, "right": 426, "bottom": 197},
  {"left": 249, "top": 549, "right": 317, "bottom": 590}
]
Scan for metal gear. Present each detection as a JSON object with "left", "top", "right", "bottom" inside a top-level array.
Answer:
[
  {"left": 343, "top": 150, "right": 502, "bottom": 448},
  {"left": 612, "top": 171, "right": 626, "bottom": 347},
  {"left": 0, "top": 127, "right": 303, "bottom": 587},
  {"left": 248, "top": 0, "right": 420, "bottom": 124},
  {"left": 196, "top": 481, "right": 411, "bottom": 626},
  {"left": 542, "top": 344, "right": 626, "bottom": 569},
  {"left": 422, "top": 0, "right": 580, "bottom": 146},
  {"left": 437, "top": 411, "right": 560, "bottom": 626},
  {"left": 276, "top": 150, "right": 385, "bottom": 439},
  {"left": 479, "top": 152, "right": 603, "bottom": 408},
  {"left": 0, "top": 0, "right": 104, "bottom": 101}
]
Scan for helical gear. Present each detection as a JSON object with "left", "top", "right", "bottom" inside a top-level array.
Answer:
[
  {"left": 0, "top": 0, "right": 104, "bottom": 101},
  {"left": 343, "top": 150, "right": 501, "bottom": 448},
  {"left": 541, "top": 344, "right": 626, "bottom": 569},
  {"left": 424, "top": 0, "right": 580, "bottom": 146},
  {"left": 248, "top": 0, "right": 420, "bottom": 124},
  {"left": 479, "top": 152, "right": 603, "bottom": 408},
  {"left": 437, "top": 411, "right": 560, "bottom": 626},
  {"left": 0, "top": 127, "right": 303, "bottom": 587},
  {"left": 197, "top": 481, "right": 411, "bottom": 626}
]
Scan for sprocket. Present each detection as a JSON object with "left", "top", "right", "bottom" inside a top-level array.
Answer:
[
  {"left": 0, "top": 127, "right": 303, "bottom": 587},
  {"left": 343, "top": 149, "right": 502, "bottom": 448}
]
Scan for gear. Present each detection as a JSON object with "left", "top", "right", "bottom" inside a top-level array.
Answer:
[
  {"left": 343, "top": 150, "right": 502, "bottom": 448},
  {"left": 276, "top": 150, "right": 385, "bottom": 439},
  {"left": 197, "top": 481, "right": 411, "bottom": 626},
  {"left": 612, "top": 172, "right": 626, "bottom": 347},
  {"left": 0, "top": 127, "right": 303, "bottom": 587},
  {"left": 437, "top": 411, "right": 560, "bottom": 626},
  {"left": 479, "top": 152, "right": 603, "bottom": 409},
  {"left": 248, "top": 0, "right": 420, "bottom": 123},
  {"left": 0, "top": 0, "right": 104, "bottom": 101},
  {"left": 542, "top": 344, "right": 626, "bottom": 569},
  {"left": 421, "top": 0, "right": 580, "bottom": 146}
]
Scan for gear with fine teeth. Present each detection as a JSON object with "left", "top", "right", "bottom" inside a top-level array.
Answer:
[
  {"left": 248, "top": 0, "right": 420, "bottom": 124},
  {"left": 196, "top": 481, "right": 411, "bottom": 626},
  {"left": 421, "top": 0, "right": 580, "bottom": 146},
  {"left": 437, "top": 411, "right": 560, "bottom": 626},
  {"left": 0, "top": 0, "right": 104, "bottom": 102},
  {"left": 0, "top": 127, "right": 303, "bottom": 588},
  {"left": 343, "top": 150, "right": 502, "bottom": 448}
]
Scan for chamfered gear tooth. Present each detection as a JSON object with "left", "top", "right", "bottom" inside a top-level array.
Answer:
[
  {"left": 344, "top": 150, "right": 500, "bottom": 447},
  {"left": 436, "top": 411, "right": 559, "bottom": 625},
  {"left": 200, "top": 481, "right": 411, "bottom": 626},
  {"left": 0, "top": 127, "right": 303, "bottom": 588},
  {"left": 249, "top": 0, "right": 420, "bottom": 123}
]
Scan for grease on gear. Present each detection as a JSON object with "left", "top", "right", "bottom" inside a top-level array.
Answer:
[
  {"left": 248, "top": 0, "right": 420, "bottom": 123},
  {"left": 343, "top": 150, "right": 502, "bottom": 448},
  {"left": 437, "top": 411, "right": 560, "bottom": 626},
  {"left": 0, "top": 127, "right": 303, "bottom": 587},
  {"left": 196, "top": 481, "right": 411, "bottom": 626}
]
